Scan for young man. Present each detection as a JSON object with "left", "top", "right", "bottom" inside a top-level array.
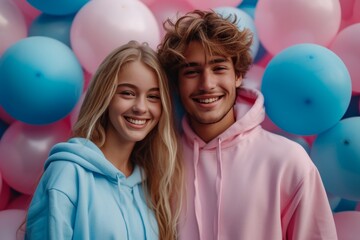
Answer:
[{"left": 158, "top": 10, "right": 337, "bottom": 240}]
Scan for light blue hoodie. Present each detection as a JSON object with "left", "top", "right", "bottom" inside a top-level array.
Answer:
[{"left": 25, "top": 137, "right": 158, "bottom": 240}]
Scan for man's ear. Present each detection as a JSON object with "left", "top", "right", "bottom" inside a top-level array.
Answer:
[{"left": 235, "top": 74, "right": 242, "bottom": 88}]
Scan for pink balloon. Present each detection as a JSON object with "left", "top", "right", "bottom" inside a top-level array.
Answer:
[
  {"left": 0, "top": 0, "right": 27, "bottom": 55},
  {"left": 242, "top": 64, "right": 264, "bottom": 90},
  {"left": 184, "top": 0, "right": 242, "bottom": 10},
  {"left": 330, "top": 23, "right": 360, "bottom": 93},
  {"left": 71, "top": 0, "right": 160, "bottom": 74},
  {"left": 255, "top": 0, "right": 341, "bottom": 55},
  {"left": 12, "top": 0, "right": 41, "bottom": 22},
  {"left": 0, "top": 181, "right": 11, "bottom": 210},
  {"left": 6, "top": 194, "right": 32, "bottom": 210},
  {"left": 0, "top": 209, "right": 26, "bottom": 240},
  {"left": 0, "top": 171, "right": 2, "bottom": 193},
  {"left": 334, "top": 211, "right": 360, "bottom": 240},
  {"left": 0, "top": 120, "right": 71, "bottom": 195},
  {"left": 149, "top": 0, "right": 193, "bottom": 38},
  {"left": 69, "top": 92, "right": 86, "bottom": 128},
  {"left": 340, "top": 0, "right": 356, "bottom": 21}
]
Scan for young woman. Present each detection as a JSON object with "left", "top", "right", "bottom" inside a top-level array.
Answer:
[{"left": 25, "top": 41, "right": 183, "bottom": 240}]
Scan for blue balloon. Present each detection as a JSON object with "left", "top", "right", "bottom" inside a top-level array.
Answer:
[
  {"left": 29, "top": 14, "right": 75, "bottom": 47},
  {"left": 27, "top": 0, "right": 89, "bottom": 15},
  {"left": 261, "top": 43, "right": 352, "bottom": 135},
  {"left": 0, "top": 36, "right": 83, "bottom": 125},
  {"left": 238, "top": 0, "right": 258, "bottom": 7},
  {"left": 310, "top": 117, "right": 360, "bottom": 201}
]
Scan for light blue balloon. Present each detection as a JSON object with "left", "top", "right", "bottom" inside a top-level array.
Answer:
[
  {"left": 29, "top": 14, "right": 75, "bottom": 47},
  {"left": 215, "top": 6, "right": 259, "bottom": 58},
  {"left": 237, "top": 5, "right": 267, "bottom": 63},
  {"left": 310, "top": 117, "right": 360, "bottom": 201},
  {"left": 27, "top": 0, "right": 89, "bottom": 15},
  {"left": 261, "top": 43, "right": 352, "bottom": 135},
  {"left": 0, "top": 36, "right": 83, "bottom": 125}
]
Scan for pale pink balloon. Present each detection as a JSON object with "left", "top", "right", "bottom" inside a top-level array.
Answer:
[
  {"left": 0, "top": 181, "right": 11, "bottom": 210},
  {"left": 139, "top": 0, "right": 156, "bottom": 6},
  {"left": 0, "top": 209, "right": 26, "bottom": 240},
  {"left": 184, "top": 0, "right": 242, "bottom": 10},
  {"left": 0, "top": 0, "right": 27, "bottom": 55},
  {"left": 71, "top": 0, "right": 161, "bottom": 74},
  {"left": 0, "top": 120, "right": 71, "bottom": 195},
  {"left": 329, "top": 23, "right": 360, "bottom": 93},
  {"left": 334, "top": 211, "right": 360, "bottom": 240},
  {"left": 6, "top": 194, "right": 32, "bottom": 210},
  {"left": 242, "top": 64, "right": 265, "bottom": 90},
  {"left": 255, "top": 0, "right": 341, "bottom": 55},
  {"left": 149, "top": 0, "right": 193, "bottom": 37},
  {"left": 12, "top": 0, "right": 41, "bottom": 21}
]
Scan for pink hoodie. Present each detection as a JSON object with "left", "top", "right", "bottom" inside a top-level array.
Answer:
[{"left": 178, "top": 87, "right": 337, "bottom": 240}]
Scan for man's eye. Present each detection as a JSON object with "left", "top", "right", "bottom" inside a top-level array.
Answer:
[{"left": 214, "top": 66, "right": 227, "bottom": 72}]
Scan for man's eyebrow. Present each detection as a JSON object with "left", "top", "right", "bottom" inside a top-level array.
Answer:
[
  {"left": 209, "top": 57, "right": 229, "bottom": 64},
  {"left": 179, "top": 57, "right": 229, "bottom": 69},
  {"left": 179, "top": 62, "right": 199, "bottom": 69}
]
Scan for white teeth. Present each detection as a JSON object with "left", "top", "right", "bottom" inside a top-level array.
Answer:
[
  {"left": 127, "top": 118, "right": 146, "bottom": 125},
  {"left": 198, "top": 97, "right": 219, "bottom": 103}
]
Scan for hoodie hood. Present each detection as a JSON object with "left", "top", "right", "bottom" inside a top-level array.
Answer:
[
  {"left": 182, "top": 87, "right": 265, "bottom": 148},
  {"left": 45, "top": 137, "right": 143, "bottom": 187}
]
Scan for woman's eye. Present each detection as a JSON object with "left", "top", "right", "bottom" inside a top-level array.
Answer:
[
  {"left": 148, "top": 95, "right": 161, "bottom": 100},
  {"left": 120, "top": 91, "right": 135, "bottom": 96}
]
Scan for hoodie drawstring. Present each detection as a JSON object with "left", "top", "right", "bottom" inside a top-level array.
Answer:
[
  {"left": 193, "top": 140, "right": 203, "bottom": 239},
  {"left": 116, "top": 174, "right": 130, "bottom": 240},
  {"left": 215, "top": 138, "right": 223, "bottom": 240}
]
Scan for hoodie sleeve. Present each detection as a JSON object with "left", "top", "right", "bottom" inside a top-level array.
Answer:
[
  {"left": 282, "top": 167, "right": 338, "bottom": 240},
  {"left": 26, "top": 189, "right": 76, "bottom": 240}
]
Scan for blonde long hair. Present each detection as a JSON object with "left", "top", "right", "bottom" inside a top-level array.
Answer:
[{"left": 73, "top": 41, "right": 183, "bottom": 240}]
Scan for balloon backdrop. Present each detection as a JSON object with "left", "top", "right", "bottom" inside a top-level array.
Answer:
[
  {"left": 0, "top": 120, "right": 71, "bottom": 194},
  {"left": 330, "top": 23, "right": 360, "bottom": 94},
  {"left": 0, "top": 209, "right": 26, "bottom": 240},
  {"left": 215, "top": 6, "right": 259, "bottom": 58},
  {"left": 185, "top": 0, "right": 242, "bottom": 10},
  {"left": 311, "top": 117, "right": 360, "bottom": 201},
  {"left": 29, "top": 13, "right": 75, "bottom": 47},
  {"left": 70, "top": 0, "right": 161, "bottom": 74},
  {"left": 27, "top": 0, "right": 89, "bottom": 15},
  {"left": 261, "top": 43, "right": 352, "bottom": 135},
  {"left": 0, "top": 36, "right": 83, "bottom": 125},
  {"left": 333, "top": 211, "right": 360, "bottom": 240},
  {"left": 255, "top": 0, "right": 341, "bottom": 56},
  {"left": 0, "top": 0, "right": 27, "bottom": 55}
]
